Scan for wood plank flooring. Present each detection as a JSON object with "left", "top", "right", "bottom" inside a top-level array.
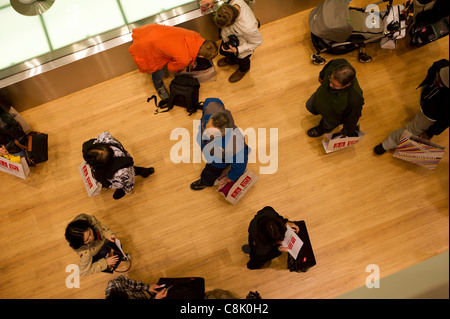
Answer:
[{"left": 0, "top": 3, "right": 448, "bottom": 299}]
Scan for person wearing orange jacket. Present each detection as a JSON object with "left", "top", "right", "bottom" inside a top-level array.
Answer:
[{"left": 128, "top": 24, "right": 218, "bottom": 104}]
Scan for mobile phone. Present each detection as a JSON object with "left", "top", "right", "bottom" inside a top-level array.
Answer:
[
  {"left": 166, "top": 285, "right": 174, "bottom": 291},
  {"left": 154, "top": 284, "right": 166, "bottom": 291}
]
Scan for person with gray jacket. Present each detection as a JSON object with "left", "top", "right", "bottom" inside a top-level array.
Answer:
[{"left": 211, "top": 0, "right": 263, "bottom": 82}]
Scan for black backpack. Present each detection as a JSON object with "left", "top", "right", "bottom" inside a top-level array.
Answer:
[{"left": 150, "top": 74, "right": 202, "bottom": 116}]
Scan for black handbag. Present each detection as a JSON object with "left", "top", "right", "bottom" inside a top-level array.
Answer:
[
  {"left": 15, "top": 131, "right": 48, "bottom": 166},
  {"left": 156, "top": 277, "right": 205, "bottom": 299}
]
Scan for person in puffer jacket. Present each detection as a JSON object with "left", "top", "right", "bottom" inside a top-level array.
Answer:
[
  {"left": 190, "top": 98, "right": 249, "bottom": 191},
  {"left": 128, "top": 24, "right": 218, "bottom": 104}
]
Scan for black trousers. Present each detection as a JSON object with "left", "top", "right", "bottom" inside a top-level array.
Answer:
[
  {"left": 220, "top": 41, "right": 251, "bottom": 72},
  {"left": 200, "top": 164, "right": 229, "bottom": 186},
  {"left": 247, "top": 237, "right": 282, "bottom": 270}
]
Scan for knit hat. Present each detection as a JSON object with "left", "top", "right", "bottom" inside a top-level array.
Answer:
[{"left": 440, "top": 66, "right": 449, "bottom": 88}]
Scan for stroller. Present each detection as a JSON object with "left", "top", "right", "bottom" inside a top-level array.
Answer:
[{"left": 309, "top": 0, "right": 408, "bottom": 65}]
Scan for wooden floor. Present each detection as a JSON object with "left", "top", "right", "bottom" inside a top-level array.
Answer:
[{"left": 1, "top": 3, "right": 448, "bottom": 299}]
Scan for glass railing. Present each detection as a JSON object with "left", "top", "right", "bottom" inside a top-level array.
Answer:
[{"left": 0, "top": 0, "right": 196, "bottom": 80}]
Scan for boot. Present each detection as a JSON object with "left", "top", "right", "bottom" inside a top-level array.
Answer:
[
  {"left": 134, "top": 166, "right": 154, "bottom": 178},
  {"left": 229, "top": 70, "right": 248, "bottom": 83}
]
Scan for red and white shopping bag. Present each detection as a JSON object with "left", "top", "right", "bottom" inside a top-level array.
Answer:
[
  {"left": 322, "top": 131, "right": 365, "bottom": 153},
  {"left": 0, "top": 156, "right": 30, "bottom": 179},
  {"left": 79, "top": 161, "right": 101, "bottom": 197},
  {"left": 215, "top": 169, "right": 258, "bottom": 204}
]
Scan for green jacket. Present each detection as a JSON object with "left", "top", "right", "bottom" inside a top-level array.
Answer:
[{"left": 314, "top": 59, "right": 364, "bottom": 136}]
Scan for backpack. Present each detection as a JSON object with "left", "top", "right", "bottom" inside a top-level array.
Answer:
[{"left": 151, "top": 74, "right": 202, "bottom": 116}]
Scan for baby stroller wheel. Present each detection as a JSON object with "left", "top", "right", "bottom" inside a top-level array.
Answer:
[
  {"left": 358, "top": 52, "right": 372, "bottom": 63},
  {"left": 311, "top": 54, "right": 326, "bottom": 65}
]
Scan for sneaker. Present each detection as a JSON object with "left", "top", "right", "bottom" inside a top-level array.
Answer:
[
  {"left": 307, "top": 125, "right": 326, "bottom": 138},
  {"left": 374, "top": 144, "right": 387, "bottom": 155},
  {"left": 156, "top": 87, "right": 169, "bottom": 100},
  {"left": 229, "top": 70, "right": 248, "bottom": 83},
  {"left": 135, "top": 167, "right": 154, "bottom": 178},
  {"left": 190, "top": 179, "right": 208, "bottom": 191},
  {"left": 113, "top": 189, "right": 126, "bottom": 200},
  {"left": 241, "top": 244, "right": 251, "bottom": 254}
]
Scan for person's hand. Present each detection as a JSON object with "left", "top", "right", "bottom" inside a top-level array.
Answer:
[
  {"left": 108, "top": 234, "right": 116, "bottom": 242},
  {"left": 286, "top": 222, "right": 299, "bottom": 233},
  {"left": 278, "top": 245, "right": 289, "bottom": 252},
  {"left": 149, "top": 284, "right": 163, "bottom": 294},
  {"left": 0, "top": 145, "right": 9, "bottom": 155},
  {"left": 221, "top": 45, "right": 237, "bottom": 54},
  {"left": 106, "top": 255, "right": 119, "bottom": 267},
  {"left": 155, "top": 288, "right": 168, "bottom": 299},
  {"left": 200, "top": 0, "right": 214, "bottom": 8}
]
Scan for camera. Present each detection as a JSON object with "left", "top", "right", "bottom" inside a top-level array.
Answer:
[{"left": 223, "top": 35, "right": 240, "bottom": 50}]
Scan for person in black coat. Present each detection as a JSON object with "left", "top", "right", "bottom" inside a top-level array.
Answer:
[
  {"left": 0, "top": 107, "right": 27, "bottom": 156},
  {"left": 374, "top": 59, "right": 449, "bottom": 154},
  {"left": 243, "top": 206, "right": 299, "bottom": 270}
]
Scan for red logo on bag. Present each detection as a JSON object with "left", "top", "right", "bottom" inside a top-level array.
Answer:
[
  {"left": 83, "top": 165, "right": 88, "bottom": 176},
  {"left": 0, "top": 160, "right": 7, "bottom": 168},
  {"left": 288, "top": 237, "right": 296, "bottom": 250},
  {"left": 333, "top": 142, "right": 346, "bottom": 148},
  {"left": 240, "top": 175, "right": 251, "bottom": 187},
  {"left": 348, "top": 140, "right": 359, "bottom": 146},
  {"left": 9, "top": 164, "right": 19, "bottom": 171},
  {"left": 231, "top": 187, "right": 242, "bottom": 198},
  {"left": 86, "top": 176, "right": 93, "bottom": 188}
]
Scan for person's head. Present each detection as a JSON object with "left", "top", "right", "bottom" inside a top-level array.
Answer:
[
  {"left": 205, "top": 112, "right": 231, "bottom": 137},
  {"left": 198, "top": 40, "right": 218, "bottom": 60},
  {"left": 214, "top": 4, "right": 239, "bottom": 28},
  {"left": 435, "top": 66, "right": 449, "bottom": 88},
  {"left": 65, "top": 219, "right": 94, "bottom": 249},
  {"left": 258, "top": 216, "right": 287, "bottom": 246},
  {"left": 82, "top": 143, "right": 113, "bottom": 167},
  {"left": 329, "top": 64, "right": 356, "bottom": 89}
]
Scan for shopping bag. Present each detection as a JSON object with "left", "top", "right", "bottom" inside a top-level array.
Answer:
[
  {"left": 215, "top": 169, "right": 258, "bottom": 204},
  {"left": 0, "top": 156, "right": 30, "bottom": 179},
  {"left": 177, "top": 58, "right": 216, "bottom": 83},
  {"left": 322, "top": 130, "right": 365, "bottom": 153},
  {"left": 393, "top": 130, "right": 446, "bottom": 170},
  {"left": 79, "top": 161, "right": 101, "bottom": 197}
]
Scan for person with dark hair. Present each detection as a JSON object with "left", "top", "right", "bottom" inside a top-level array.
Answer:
[
  {"left": 190, "top": 98, "right": 249, "bottom": 191},
  {"left": 128, "top": 24, "right": 218, "bottom": 104},
  {"left": 305, "top": 59, "right": 364, "bottom": 138},
  {"left": 0, "top": 106, "right": 27, "bottom": 156},
  {"left": 212, "top": 0, "right": 262, "bottom": 83},
  {"left": 65, "top": 214, "right": 129, "bottom": 276},
  {"left": 82, "top": 131, "right": 154, "bottom": 200},
  {"left": 242, "top": 206, "right": 299, "bottom": 270},
  {"left": 105, "top": 275, "right": 168, "bottom": 299},
  {"left": 374, "top": 59, "right": 449, "bottom": 155}
]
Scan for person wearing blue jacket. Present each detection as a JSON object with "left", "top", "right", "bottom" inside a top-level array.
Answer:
[{"left": 190, "top": 98, "right": 249, "bottom": 191}]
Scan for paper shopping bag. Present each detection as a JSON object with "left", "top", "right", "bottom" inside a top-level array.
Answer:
[
  {"left": 393, "top": 130, "right": 446, "bottom": 170},
  {"left": 215, "top": 169, "right": 258, "bottom": 204},
  {"left": 79, "top": 161, "right": 101, "bottom": 197},
  {"left": 0, "top": 156, "right": 30, "bottom": 179},
  {"left": 322, "top": 131, "right": 365, "bottom": 153}
]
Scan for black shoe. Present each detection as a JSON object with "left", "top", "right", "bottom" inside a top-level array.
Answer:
[
  {"left": 190, "top": 179, "right": 208, "bottom": 191},
  {"left": 135, "top": 167, "right": 154, "bottom": 178},
  {"left": 374, "top": 144, "right": 387, "bottom": 155},
  {"left": 113, "top": 189, "right": 126, "bottom": 200},
  {"left": 307, "top": 125, "right": 326, "bottom": 137},
  {"left": 241, "top": 244, "right": 251, "bottom": 254}
]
